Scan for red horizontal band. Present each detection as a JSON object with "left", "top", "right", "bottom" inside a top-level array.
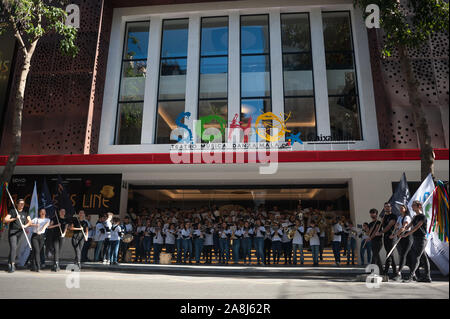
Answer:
[{"left": 0, "top": 149, "right": 448, "bottom": 166}]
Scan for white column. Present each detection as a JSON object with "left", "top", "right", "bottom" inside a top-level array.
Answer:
[
  {"left": 185, "top": 14, "right": 201, "bottom": 131},
  {"left": 310, "top": 8, "right": 331, "bottom": 137},
  {"left": 228, "top": 11, "right": 240, "bottom": 124},
  {"left": 141, "top": 17, "right": 162, "bottom": 144},
  {"left": 269, "top": 9, "right": 285, "bottom": 141}
]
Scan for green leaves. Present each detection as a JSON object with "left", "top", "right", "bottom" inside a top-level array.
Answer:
[
  {"left": 0, "top": 0, "right": 79, "bottom": 57},
  {"left": 354, "top": 0, "right": 449, "bottom": 52}
]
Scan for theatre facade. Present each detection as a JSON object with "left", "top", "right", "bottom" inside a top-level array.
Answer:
[{"left": 0, "top": 0, "right": 449, "bottom": 242}]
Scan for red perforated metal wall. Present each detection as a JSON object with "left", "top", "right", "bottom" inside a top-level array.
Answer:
[{"left": 0, "top": 0, "right": 448, "bottom": 156}]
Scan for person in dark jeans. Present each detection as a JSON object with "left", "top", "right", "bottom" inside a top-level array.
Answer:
[
  {"left": 264, "top": 227, "right": 272, "bottom": 265},
  {"left": 378, "top": 202, "right": 397, "bottom": 277},
  {"left": 29, "top": 209, "right": 51, "bottom": 272},
  {"left": 3, "top": 199, "right": 32, "bottom": 273},
  {"left": 391, "top": 204, "right": 413, "bottom": 281},
  {"left": 402, "top": 200, "right": 431, "bottom": 283},
  {"left": 331, "top": 218, "right": 343, "bottom": 266},
  {"left": 47, "top": 209, "right": 69, "bottom": 272},
  {"left": 367, "top": 208, "right": 383, "bottom": 274}
]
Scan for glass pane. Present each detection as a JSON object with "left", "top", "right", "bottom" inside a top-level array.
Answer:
[
  {"left": 116, "top": 103, "right": 143, "bottom": 145},
  {"left": 284, "top": 98, "right": 316, "bottom": 141},
  {"left": 159, "top": 58, "right": 187, "bottom": 100},
  {"left": 283, "top": 54, "right": 314, "bottom": 96},
  {"left": 329, "top": 96, "right": 362, "bottom": 140},
  {"left": 325, "top": 52, "right": 354, "bottom": 69},
  {"left": 123, "top": 22, "right": 150, "bottom": 60},
  {"left": 241, "top": 15, "right": 269, "bottom": 55},
  {"left": 326, "top": 69, "right": 356, "bottom": 95},
  {"left": 161, "top": 19, "right": 189, "bottom": 58},
  {"left": 156, "top": 101, "right": 186, "bottom": 144},
  {"left": 198, "top": 100, "right": 228, "bottom": 142},
  {"left": 241, "top": 98, "right": 271, "bottom": 126},
  {"left": 322, "top": 12, "right": 353, "bottom": 52},
  {"left": 241, "top": 55, "right": 270, "bottom": 98},
  {"left": 201, "top": 17, "right": 228, "bottom": 56},
  {"left": 161, "top": 58, "right": 187, "bottom": 75},
  {"left": 281, "top": 13, "right": 311, "bottom": 53},
  {"left": 119, "top": 61, "right": 147, "bottom": 101},
  {"left": 199, "top": 57, "right": 228, "bottom": 99}
]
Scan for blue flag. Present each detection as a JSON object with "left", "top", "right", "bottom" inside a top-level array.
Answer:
[
  {"left": 381, "top": 172, "right": 410, "bottom": 218},
  {"left": 40, "top": 178, "right": 55, "bottom": 219},
  {"left": 56, "top": 175, "right": 75, "bottom": 218}
]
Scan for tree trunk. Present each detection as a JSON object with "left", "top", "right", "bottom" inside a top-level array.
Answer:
[
  {"left": 397, "top": 45, "right": 435, "bottom": 181},
  {"left": 0, "top": 52, "right": 32, "bottom": 185}
]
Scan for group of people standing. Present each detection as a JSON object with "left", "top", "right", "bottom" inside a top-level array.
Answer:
[
  {"left": 3, "top": 201, "right": 89, "bottom": 273},
  {"left": 362, "top": 201, "right": 432, "bottom": 282},
  {"left": 3, "top": 199, "right": 433, "bottom": 283},
  {"left": 113, "top": 205, "right": 361, "bottom": 267}
]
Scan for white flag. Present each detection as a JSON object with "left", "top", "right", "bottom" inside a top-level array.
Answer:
[
  {"left": 408, "top": 173, "right": 434, "bottom": 217},
  {"left": 18, "top": 182, "right": 39, "bottom": 267},
  {"left": 409, "top": 174, "right": 449, "bottom": 276}
]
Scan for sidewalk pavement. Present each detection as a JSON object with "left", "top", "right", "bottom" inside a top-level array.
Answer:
[{"left": 1, "top": 258, "right": 446, "bottom": 280}]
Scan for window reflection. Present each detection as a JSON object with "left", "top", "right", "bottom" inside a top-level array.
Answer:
[
  {"left": 156, "top": 19, "right": 189, "bottom": 144},
  {"left": 322, "top": 12, "right": 361, "bottom": 140},
  {"left": 240, "top": 15, "right": 271, "bottom": 130},
  {"left": 281, "top": 13, "right": 316, "bottom": 141},
  {"left": 198, "top": 17, "right": 229, "bottom": 143},
  {"left": 116, "top": 21, "right": 150, "bottom": 145}
]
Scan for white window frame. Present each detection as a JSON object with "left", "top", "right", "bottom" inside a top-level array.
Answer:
[{"left": 98, "top": 1, "right": 379, "bottom": 154}]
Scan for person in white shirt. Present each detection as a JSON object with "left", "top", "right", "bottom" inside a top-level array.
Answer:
[
  {"left": 218, "top": 222, "right": 231, "bottom": 264},
  {"left": 152, "top": 221, "right": 165, "bottom": 264},
  {"left": 119, "top": 216, "right": 133, "bottom": 263},
  {"left": 143, "top": 219, "right": 153, "bottom": 263},
  {"left": 164, "top": 224, "right": 176, "bottom": 259},
  {"left": 176, "top": 222, "right": 184, "bottom": 263},
  {"left": 391, "top": 204, "right": 413, "bottom": 281},
  {"left": 359, "top": 222, "right": 372, "bottom": 265},
  {"left": 306, "top": 221, "right": 321, "bottom": 266},
  {"left": 193, "top": 222, "right": 205, "bottom": 264},
  {"left": 231, "top": 223, "right": 243, "bottom": 264},
  {"left": 181, "top": 223, "right": 193, "bottom": 264},
  {"left": 241, "top": 221, "right": 253, "bottom": 265},
  {"left": 331, "top": 218, "right": 343, "bottom": 266},
  {"left": 271, "top": 224, "right": 283, "bottom": 264},
  {"left": 253, "top": 220, "right": 266, "bottom": 265},
  {"left": 292, "top": 219, "right": 305, "bottom": 265},
  {"left": 202, "top": 221, "right": 214, "bottom": 264},
  {"left": 264, "top": 221, "right": 272, "bottom": 265},
  {"left": 109, "top": 217, "right": 123, "bottom": 265},
  {"left": 346, "top": 221, "right": 358, "bottom": 265},
  {"left": 102, "top": 212, "right": 113, "bottom": 264},
  {"left": 29, "top": 209, "right": 50, "bottom": 272},
  {"left": 281, "top": 223, "right": 293, "bottom": 265}
]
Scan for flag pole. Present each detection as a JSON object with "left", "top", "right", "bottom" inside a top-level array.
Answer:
[{"left": 5, "top": 186, "right": 32, "bottom": 250}]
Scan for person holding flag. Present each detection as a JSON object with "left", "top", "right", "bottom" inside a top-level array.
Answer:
[
  {"left": 366, "top": 208, "right": 383, "bottom": 274},
  {"left": 3, "top": 198, "right": 32, "bottom": 273},
  {"left": 47, "top": 208, "right": 69, "bottom": 272},
  {"left": 376, "top": 202, "right": 397, "bottom": 277},
  {"left": 401, "top": 200, "right": 432, "bottom": 283},
  {"left": 69, "top": 210, "right": 89, "bottom": 269},
  {"left": 390, "top": 204, "right": 413, "bottom": 281},
  {"left": 29, "top": 208, "right": 51, "bottom": 272}
]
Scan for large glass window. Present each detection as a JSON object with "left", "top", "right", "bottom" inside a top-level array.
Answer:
[
  {"left": 281, "top": 13, "right": 316, "bottom": 141},
  {"left": 240, "top": 15, "right": 272, "bottom": 134},
  {"left": 322, "top": 12, "right": 362, "bottom": 140},
  {"left": 198, "top": 17, "right": 229, "bottom": 143},
  {"left": 156, "top": 19, "right": 189, "bottom": 144},
  {"left": 116, "top": 21, "right": 150, "bottom": 145}
]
